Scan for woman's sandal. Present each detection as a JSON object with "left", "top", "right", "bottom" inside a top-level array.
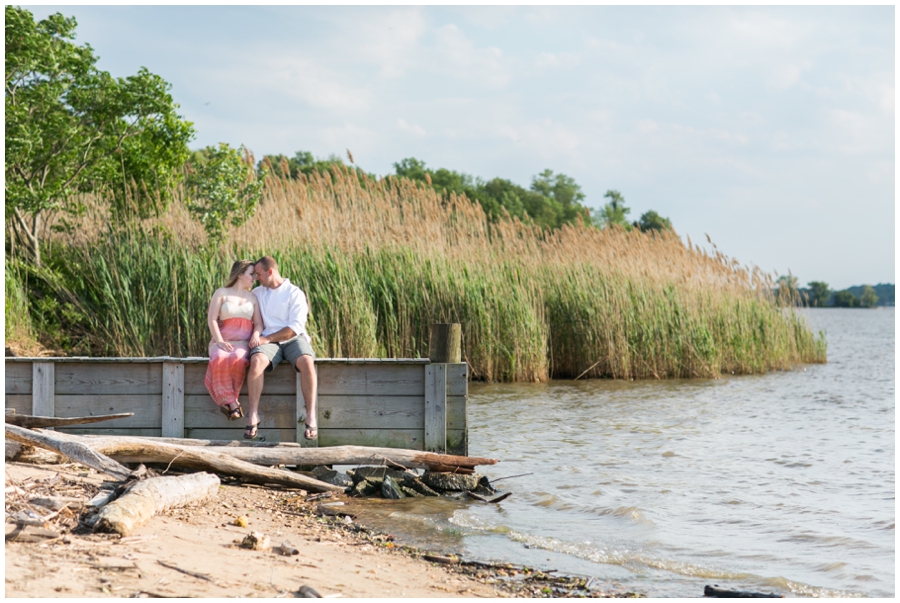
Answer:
[
  {"left": 244, "top": 422, "right": 261, "bottom": 440},
  {"left": 304, "top": 423, "right": 318, "bottom": 441},
  {"left": 219, "top": 403, "right": 244, "bottom": 421}
]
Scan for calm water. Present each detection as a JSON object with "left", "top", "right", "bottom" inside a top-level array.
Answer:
[{"left": 347, "top": 308, "right": 894, "bottom": 597}]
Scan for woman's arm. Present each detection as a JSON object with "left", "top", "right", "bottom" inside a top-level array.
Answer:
[
  {"left": 249, "top": 296, "right": 263, "bottom": 349},
  {"left": 207, "top": 290, "right": 233, "bottom": 352}
]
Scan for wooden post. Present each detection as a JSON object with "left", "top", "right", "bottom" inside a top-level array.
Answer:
[
  {"left": 161, "top": 362, "right": 184, "bottom": 438},
  {"left": 32, "top": 362, "right": 55, "bottom": 430},
  {"left": 424, "top": 363, "right": 447, "bottom": 453},
  {"left": 296, "top": 370, "right": 317, "bottom": 447},
  {"left": 429, "top": 323, "right": 461, "bottom": 364}
]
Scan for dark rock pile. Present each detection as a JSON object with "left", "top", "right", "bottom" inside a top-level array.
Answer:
[{"left": 305, "top": 466, "right": 498, "bottom": 499}]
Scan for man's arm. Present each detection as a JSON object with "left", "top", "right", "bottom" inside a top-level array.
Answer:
[{"left": 259, "top": 326, "right": 296, "bottom": 346}]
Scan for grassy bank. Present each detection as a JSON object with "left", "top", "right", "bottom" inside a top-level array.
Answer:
[{"left": 6, "top": 166, "right": 826, "bottom": 380}]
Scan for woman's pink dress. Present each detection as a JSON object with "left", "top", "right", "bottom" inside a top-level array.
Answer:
[{"left": 204, "top": 301, "right": 254, "bottom": 408}]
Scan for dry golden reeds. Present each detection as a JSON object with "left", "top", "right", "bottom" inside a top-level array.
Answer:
[{"left": 28, "top": 166, "right": 824, "bottom": 380}]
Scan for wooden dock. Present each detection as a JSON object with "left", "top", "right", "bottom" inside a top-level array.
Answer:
[{"left": 4, "top": 357, "right": 468, "bottom": 455}]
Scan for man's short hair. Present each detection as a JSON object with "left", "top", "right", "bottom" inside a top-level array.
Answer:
[{"left": 255, "top": 256, "right": 278, "bottom": 272}]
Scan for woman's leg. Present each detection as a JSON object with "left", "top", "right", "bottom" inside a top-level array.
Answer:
[
  {"left": 206, "top": 344, "right": 239, "bottom": 409},
  {"left": 230, "top": 345, "right": 250, "bottom": 406}
]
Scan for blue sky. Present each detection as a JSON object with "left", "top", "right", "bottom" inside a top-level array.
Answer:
[{"left": 27, "top": 5, "right": 895, "bottom": 289}]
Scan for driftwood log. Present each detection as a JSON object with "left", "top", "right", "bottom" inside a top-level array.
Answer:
[
  {"left": 12, "top": 428, "right": 342, "bottom": 493},
  {"left": 5, "top": 412, "right": 134, "bottom": 429},
  {"left": 94, "top": 472, "right": 220, "bottom": 536},
  {"left": 5, "top": 442, "right": 64, "bottom": 464},
  {"left": 79, "top": 435, "right": 497, "bottom": 472},
  {"left": 5, "top": 424, "right": 133, "bottom": 481}
]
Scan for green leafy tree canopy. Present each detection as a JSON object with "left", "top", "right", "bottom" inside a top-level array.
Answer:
[
  {"left": 592, "top": 190, "right": 632, "bottom": 230},
  {"left": 634, "top": 210, "right": 673, "bottom": 233},
  {"left": 5, "top": 6, "right": 194, "bottom": 265},
  {"left": 185, "top": 143, "right": 266, "bottom": 242},
  {"left": 806, "top": 281, "right": 830, "bottom": 307},
  {"left": 860, "top": 285, "right": 879, "bottom": 308}
]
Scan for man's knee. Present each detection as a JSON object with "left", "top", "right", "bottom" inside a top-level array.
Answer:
[
  {"left": 249, "top": 354, "right": 269, "bottom": 375},
  {"left": 295, "top": 354, "right": 315, "bottom": 374}
]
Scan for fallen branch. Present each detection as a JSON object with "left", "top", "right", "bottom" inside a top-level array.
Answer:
[
  {"left": 79, "top": 435, "right": 497, "bottom": 472},
  {"left": 5, "top": 412, "right": 134, "bottom": 429},
  {"left": 94, "top": 472, "right": 220, "bottom": 536},
  {"left": 34, "top": 430, "right": 344, "bottom": 493},
  {"left": 5, "top": 442, "right": 64, "bottom": 464},
  {"left": 5, "top": 424, "right": 132, "bottom": 481}
]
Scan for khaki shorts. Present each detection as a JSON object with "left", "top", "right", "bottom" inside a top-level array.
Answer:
[{"left": 250, "top": 336, "right": 315, "bottom": 372}]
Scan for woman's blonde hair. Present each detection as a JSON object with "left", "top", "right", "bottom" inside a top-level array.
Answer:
[{"left": 225, "top": 259, "right": 255, "bottom": 289}]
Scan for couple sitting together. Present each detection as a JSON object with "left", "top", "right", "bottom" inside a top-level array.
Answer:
[{"left": 203, "top": 256, "right": 317, "bottom": 441}]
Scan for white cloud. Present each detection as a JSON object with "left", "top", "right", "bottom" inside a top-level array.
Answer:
[
  {"left": 396, "top": 118, "right": 426, "bottom": 137},
  {"left": 636, "top": 119, "right": 658, "bottom": 133},
  {"left": 534, "top": 51, "right": 581, "bottom": 70},
  {"left": 430, "top": 24, "right": 512, "bottom": 87},
  {"left": 332, "top": 8, "right": 428, "bottom": 78}
]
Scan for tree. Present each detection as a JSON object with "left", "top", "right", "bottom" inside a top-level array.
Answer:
[
  {"left": 634, "top": 210, "right": 673, "bottom": 233},
  {"left": 530, "top": 169, "right": 590, "bottom": 226},
  {"left": 860, "top": 285, "right": 879, "bottom": 308},
  {"left": 5, "top": 7, "right": 194, "bottom": 266},
  {"left": 832, "top": 290, "right": 860, "bottom": 308},
  {"left": 592, "top": 190, "right": 632, "bottom": 230},
  {"left": 806, "top": 281, "right": 830, "bottom": 307},
  {"left": 185, "top": 144, "right": 266, "bottom": 241}
]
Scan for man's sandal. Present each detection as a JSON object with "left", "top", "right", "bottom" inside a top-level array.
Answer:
[
  {"left": 304, "top": 423, "right": 318, "bottom": 441},
  {"left": 244, "top": 422, "right": 261, "bottom": 440}
]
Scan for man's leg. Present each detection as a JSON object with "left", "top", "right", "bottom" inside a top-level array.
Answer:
[
  {"left": 295, "top": 354, "right": 318, "bottom": 438},
  {"left": 246, "top": 352, "right": 270, "bottom": 431}
]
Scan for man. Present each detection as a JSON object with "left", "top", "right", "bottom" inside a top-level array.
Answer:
[{"left": 245, "top": 256, "right": 317, "bottom": 441}]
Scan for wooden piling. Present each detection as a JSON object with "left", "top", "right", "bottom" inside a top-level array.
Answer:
[{"left": 429, "top": 323, "right": 461, "bottom": 364}]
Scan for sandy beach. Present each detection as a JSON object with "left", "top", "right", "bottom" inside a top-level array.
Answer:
[
  {"left": 5, "top": 460, "right": 503, "bottom": 598},
  {"left": 6, "top": 459, "right": 645, "bottom": 598}
]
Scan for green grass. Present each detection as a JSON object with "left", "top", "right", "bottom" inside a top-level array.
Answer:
[{"left": 10, "top": 224, "right": 826, "bottom": 381}]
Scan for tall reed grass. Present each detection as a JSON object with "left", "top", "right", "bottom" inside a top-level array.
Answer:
[{"left": 18, "top": 165, "right": 825, "bottom": 381}]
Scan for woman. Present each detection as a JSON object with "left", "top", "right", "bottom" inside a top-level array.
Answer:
[{"left": 204, "top": 259, "right": 263, "bottom": 421}]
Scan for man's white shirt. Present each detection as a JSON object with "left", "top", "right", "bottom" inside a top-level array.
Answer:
[{"left": 252, "top": 279, "right": 310, "bottom": 341}]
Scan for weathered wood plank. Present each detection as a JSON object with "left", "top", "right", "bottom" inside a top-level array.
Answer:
[
  {"left": 184, "top": 394, "right": 296, "bottom": 428},
  {"left": 54, "top": 364, "right": 162, "bottom": 395},
  {"left": 318, "top": 396, "right": 424, "bottom": 430},
  {"left": 424, "top": 364, "right": 447, "bottom": 453},
  {"left": 319, "top": 428, "right": 424, "bottom": 450},
  {"left": 53, "top": 395, "right": 161, "bottom": 427},
  {"left": 183, "top": 427, "right": 296, "bottom": 443},
  {"left": 182, "top": 363, "right": 296, "bottom": 395},
  {"left": 446, "top": 395, "right": 466, "bottom": 432},
  {"left": 32, "top": 363, "right": 55, "bottom": 423},
  {"left": 5, "top": 362, "right": 32, "bottom": 394},
  {"left": 162, "top": 362, "right": 184, "bottom": 438},
  {"left": 447, "top": 363, "right": 468, "bottom": 396},
  {"left": 318, "top": 364, "right": 425, "bottom": 396},
  {"left": 56, "top": 428, "right": 163, "bottom": 437},
  {"left": 447, "top": 429, "right": 466, "bottom": 456},
  {"left": 4, "top": 395, "right": 32, "bottom": 415},
  {"left": 364, "top": 364, "right": 425, "bottom": 396}
]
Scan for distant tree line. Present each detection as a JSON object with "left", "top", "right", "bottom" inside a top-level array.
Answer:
[
  {"left": 257, "top": 152, "right": 676, "bottom": 234},
  {"left": 778, "top": 276, "right": 892, "bottom": 308}
]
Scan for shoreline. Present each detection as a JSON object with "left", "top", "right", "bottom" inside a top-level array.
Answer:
[{"left": 5, "top": 460, "right": 643, "bottom": 598}]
